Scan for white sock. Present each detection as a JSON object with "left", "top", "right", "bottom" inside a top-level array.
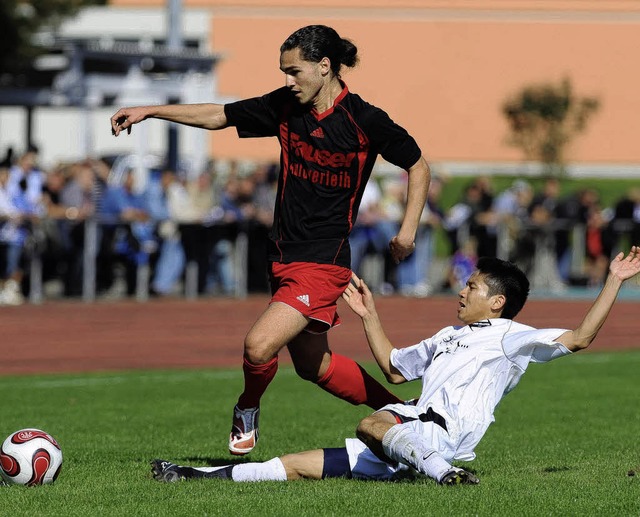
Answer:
[
  {"left": 230, "top": 458, "right": 288, "bottom": 482},
  {"left": 381, "top": 424, "right": 452, "bottom": 482}
]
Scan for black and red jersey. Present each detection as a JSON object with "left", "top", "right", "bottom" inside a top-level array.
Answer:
[{"left": 224, "top": 83, "right": 422, "bottom": 268}]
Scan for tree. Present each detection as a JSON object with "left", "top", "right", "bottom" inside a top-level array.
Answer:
[
  {"left": 0, "top": 0, "right": 105, "bottom": 75},
  {"left": 502, "top": 78, "right": 600, "bottom": 176}
]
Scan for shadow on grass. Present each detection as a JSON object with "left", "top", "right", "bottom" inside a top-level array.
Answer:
[
  {"left": 542, "top": 465, "right": 573, "bottom": 473},
  {"left": 181, "top": 456, "right": 253, "bottom": 466}
]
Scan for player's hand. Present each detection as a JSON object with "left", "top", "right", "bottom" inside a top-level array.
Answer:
[
  {"left": 389, "top": 234, "right": 415, "bottom": 264},
  {"left": 110, "top": 106, "right": 150, "bottom": 136},
  {"left": 610, "top": 245, "right": 640, "bottom": 282},
  {"left": 342, "top": 272, "right": 375, "bottom": 318}
]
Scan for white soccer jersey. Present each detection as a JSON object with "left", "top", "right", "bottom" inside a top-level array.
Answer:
[
  {"left": 345, "top": 319, "right": 572, "bottom": 480},
  {"left": 390, "top": 318, "right": 571, "bottom": 460}
]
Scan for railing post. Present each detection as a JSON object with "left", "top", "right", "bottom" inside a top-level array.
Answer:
[
  {"left": 28, "top": 252, "right": 43, "bottom": 305},
  {"left": 570, "top": 224, "right": 586, "bottom": 278},
  {"left": 496, "top": 221, "right": 510, "bottom": 261},
  {"left": 184, "top": 260, "right": 198, "bottom": 300},
  {"left": 82, "top": 218, "right": 98, "bottom": 302},
  {"left": 234, "top": 231, "right": 248, "bottom": 299},
  {"left": 135, "top": 256, "right": 150, "bottom": 302}
]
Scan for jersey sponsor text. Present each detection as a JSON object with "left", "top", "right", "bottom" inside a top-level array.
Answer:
[
  {"left": 289, "top": 163, "right": 352, "bottom": 189},
  {"left": 290, "top": 131, "right": 357, "bottom": 169}
]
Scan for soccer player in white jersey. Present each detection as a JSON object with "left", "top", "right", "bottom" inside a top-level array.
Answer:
[{"left": 152, "top": 246, "right": 640, "bottom": 485}]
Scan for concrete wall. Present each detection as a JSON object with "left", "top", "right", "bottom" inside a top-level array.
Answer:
[{"left": 106, "top": 0, "right": 640, "bottom": 171}]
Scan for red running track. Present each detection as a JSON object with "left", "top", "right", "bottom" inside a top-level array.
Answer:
[{"left": 0, "top": 294, "right": 638, "bottom": 375}]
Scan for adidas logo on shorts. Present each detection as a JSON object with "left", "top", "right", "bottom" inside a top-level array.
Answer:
[{"left": 296, "top": 294, "right": 310, "bottom": 307}]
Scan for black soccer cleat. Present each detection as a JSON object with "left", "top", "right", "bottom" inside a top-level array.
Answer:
[
  {"left": 151, "top": 459, "right": 188, "bottom": 482},
  {"left": 151, "top": 459, "right": 235, "bottom": 482},
  {"left": 439, "top": 467, "right": 480, "bottom": 486}
]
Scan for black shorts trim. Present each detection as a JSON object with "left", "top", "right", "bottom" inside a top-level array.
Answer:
[{"left": 387, "top": 407, "right": 448, "bottom": 432}]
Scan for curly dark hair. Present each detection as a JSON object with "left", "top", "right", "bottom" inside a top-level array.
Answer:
[{"left": 280, "top": 25, "right": 358, "bottom": 77}]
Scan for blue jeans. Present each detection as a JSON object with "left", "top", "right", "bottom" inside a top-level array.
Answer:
[
  {"left": 152, "top": 238, "right": 185, "bottom": 294},
  {"left": 396, "top": 226, "right": 434, "bottom": 290}
]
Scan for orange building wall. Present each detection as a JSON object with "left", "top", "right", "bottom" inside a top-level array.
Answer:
[{"left": 111, "top": 1, "right": 640, "bottom": 166}]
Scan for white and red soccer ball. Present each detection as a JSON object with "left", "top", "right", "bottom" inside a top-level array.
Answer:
[{"left": 0, "top": 429, "right": 63, "bottom": 486}]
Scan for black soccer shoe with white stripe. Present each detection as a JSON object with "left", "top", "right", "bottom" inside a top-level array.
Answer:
[
  {"left": 151, "top": 460, "right": 189, "bottom": 482},
  {"left": 151, "top": 459, "right": 234, "bottom": 482}
]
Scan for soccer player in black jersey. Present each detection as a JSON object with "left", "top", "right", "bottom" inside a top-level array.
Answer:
[{"left": 111, "top": 25, "right": 431, "bottom": 456}]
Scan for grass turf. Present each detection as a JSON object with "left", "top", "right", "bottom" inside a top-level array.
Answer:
[{"left": 1, "top": 350, "right": 639, "bottom": 516}]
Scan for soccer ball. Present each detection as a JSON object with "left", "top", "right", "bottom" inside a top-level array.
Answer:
[{"left": 0, "top": 429, "right": 63, "bottom": 486}]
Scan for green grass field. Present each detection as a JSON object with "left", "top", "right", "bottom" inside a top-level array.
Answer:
[
  {"left": 419, "top": 175, "right": 640, "bottom": 258},
  {"left": 436, "top": 175, "right": 639, "bottom": 212},
  {"left": 1, "top": 351, "right": 639, "bottom": 516}
]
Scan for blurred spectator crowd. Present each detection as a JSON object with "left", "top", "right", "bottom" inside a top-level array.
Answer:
[
  {"left": 1, "top": 145, "right": 639, "bottom": 306},
  {"left": 354, "top": 173, "right": 640, "bottom": 296},
  {"left": 0, "top": 145, "right": 277, "bottom": 305},
  {"left": 438, "top": 175, "right": 640, "bottom": 292}
]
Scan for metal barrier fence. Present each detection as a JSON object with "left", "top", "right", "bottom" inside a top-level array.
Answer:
[
  {"left": 19, "top": 217, "right": 639, "bottom": 303},
  {"left": 22, "top": 218, "right": 250, "bottom": 304},
  {"left": 462, "top": 218, "right": 637, "bottom": 290}
]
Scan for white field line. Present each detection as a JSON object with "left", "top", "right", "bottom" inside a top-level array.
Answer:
[
  {"left": 1, "top": 353, "right": 638, "bottom": 388},
  {"left": 1, "top": 368, "right": 297, "bottom": 389}
]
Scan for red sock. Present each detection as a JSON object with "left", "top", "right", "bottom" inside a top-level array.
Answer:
[
  {"left": 237, "top": 356, "right": 279, "bottom": 409},
  {"left": 317, "top": 353, "right": 402, "bottom": 410}
]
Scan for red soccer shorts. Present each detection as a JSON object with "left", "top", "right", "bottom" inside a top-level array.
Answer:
[{"left": 269, "top": 262, "right": 352, "bottom": 334}]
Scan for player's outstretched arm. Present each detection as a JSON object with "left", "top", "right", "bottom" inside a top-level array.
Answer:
[
  {"left": 389, "top": 156, "right": 431, "bottom": 264},
  {"left": 110, "top": 103, "right": 228, "bottom": 136},
  {"left": 556, "top": 246, "right": 640, "bottom": 352},
  {"left": 342, "top": 273, "right": 406, "bottom": 383}
]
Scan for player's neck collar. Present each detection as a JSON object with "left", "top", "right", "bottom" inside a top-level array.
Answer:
[
  {"left": 469, "top": 319, "right": 492, "bottom": 329},
  {"left": 311, "top": 81, "right": 349, "bottom": 120}
]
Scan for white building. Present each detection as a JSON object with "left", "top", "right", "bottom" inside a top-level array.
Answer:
[{"left": 0, "top": 5, "right": 226, "bottom": 174}]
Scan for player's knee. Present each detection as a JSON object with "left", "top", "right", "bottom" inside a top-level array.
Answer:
[
  {"left": 355, "top": 415, "right": 376, "bottom": 443},
  {"left": 243, "top": 333, "right": 278, "bottom": 365},
  {"left": 290, "top": 351, "right": 325, "bottom": 382}
]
